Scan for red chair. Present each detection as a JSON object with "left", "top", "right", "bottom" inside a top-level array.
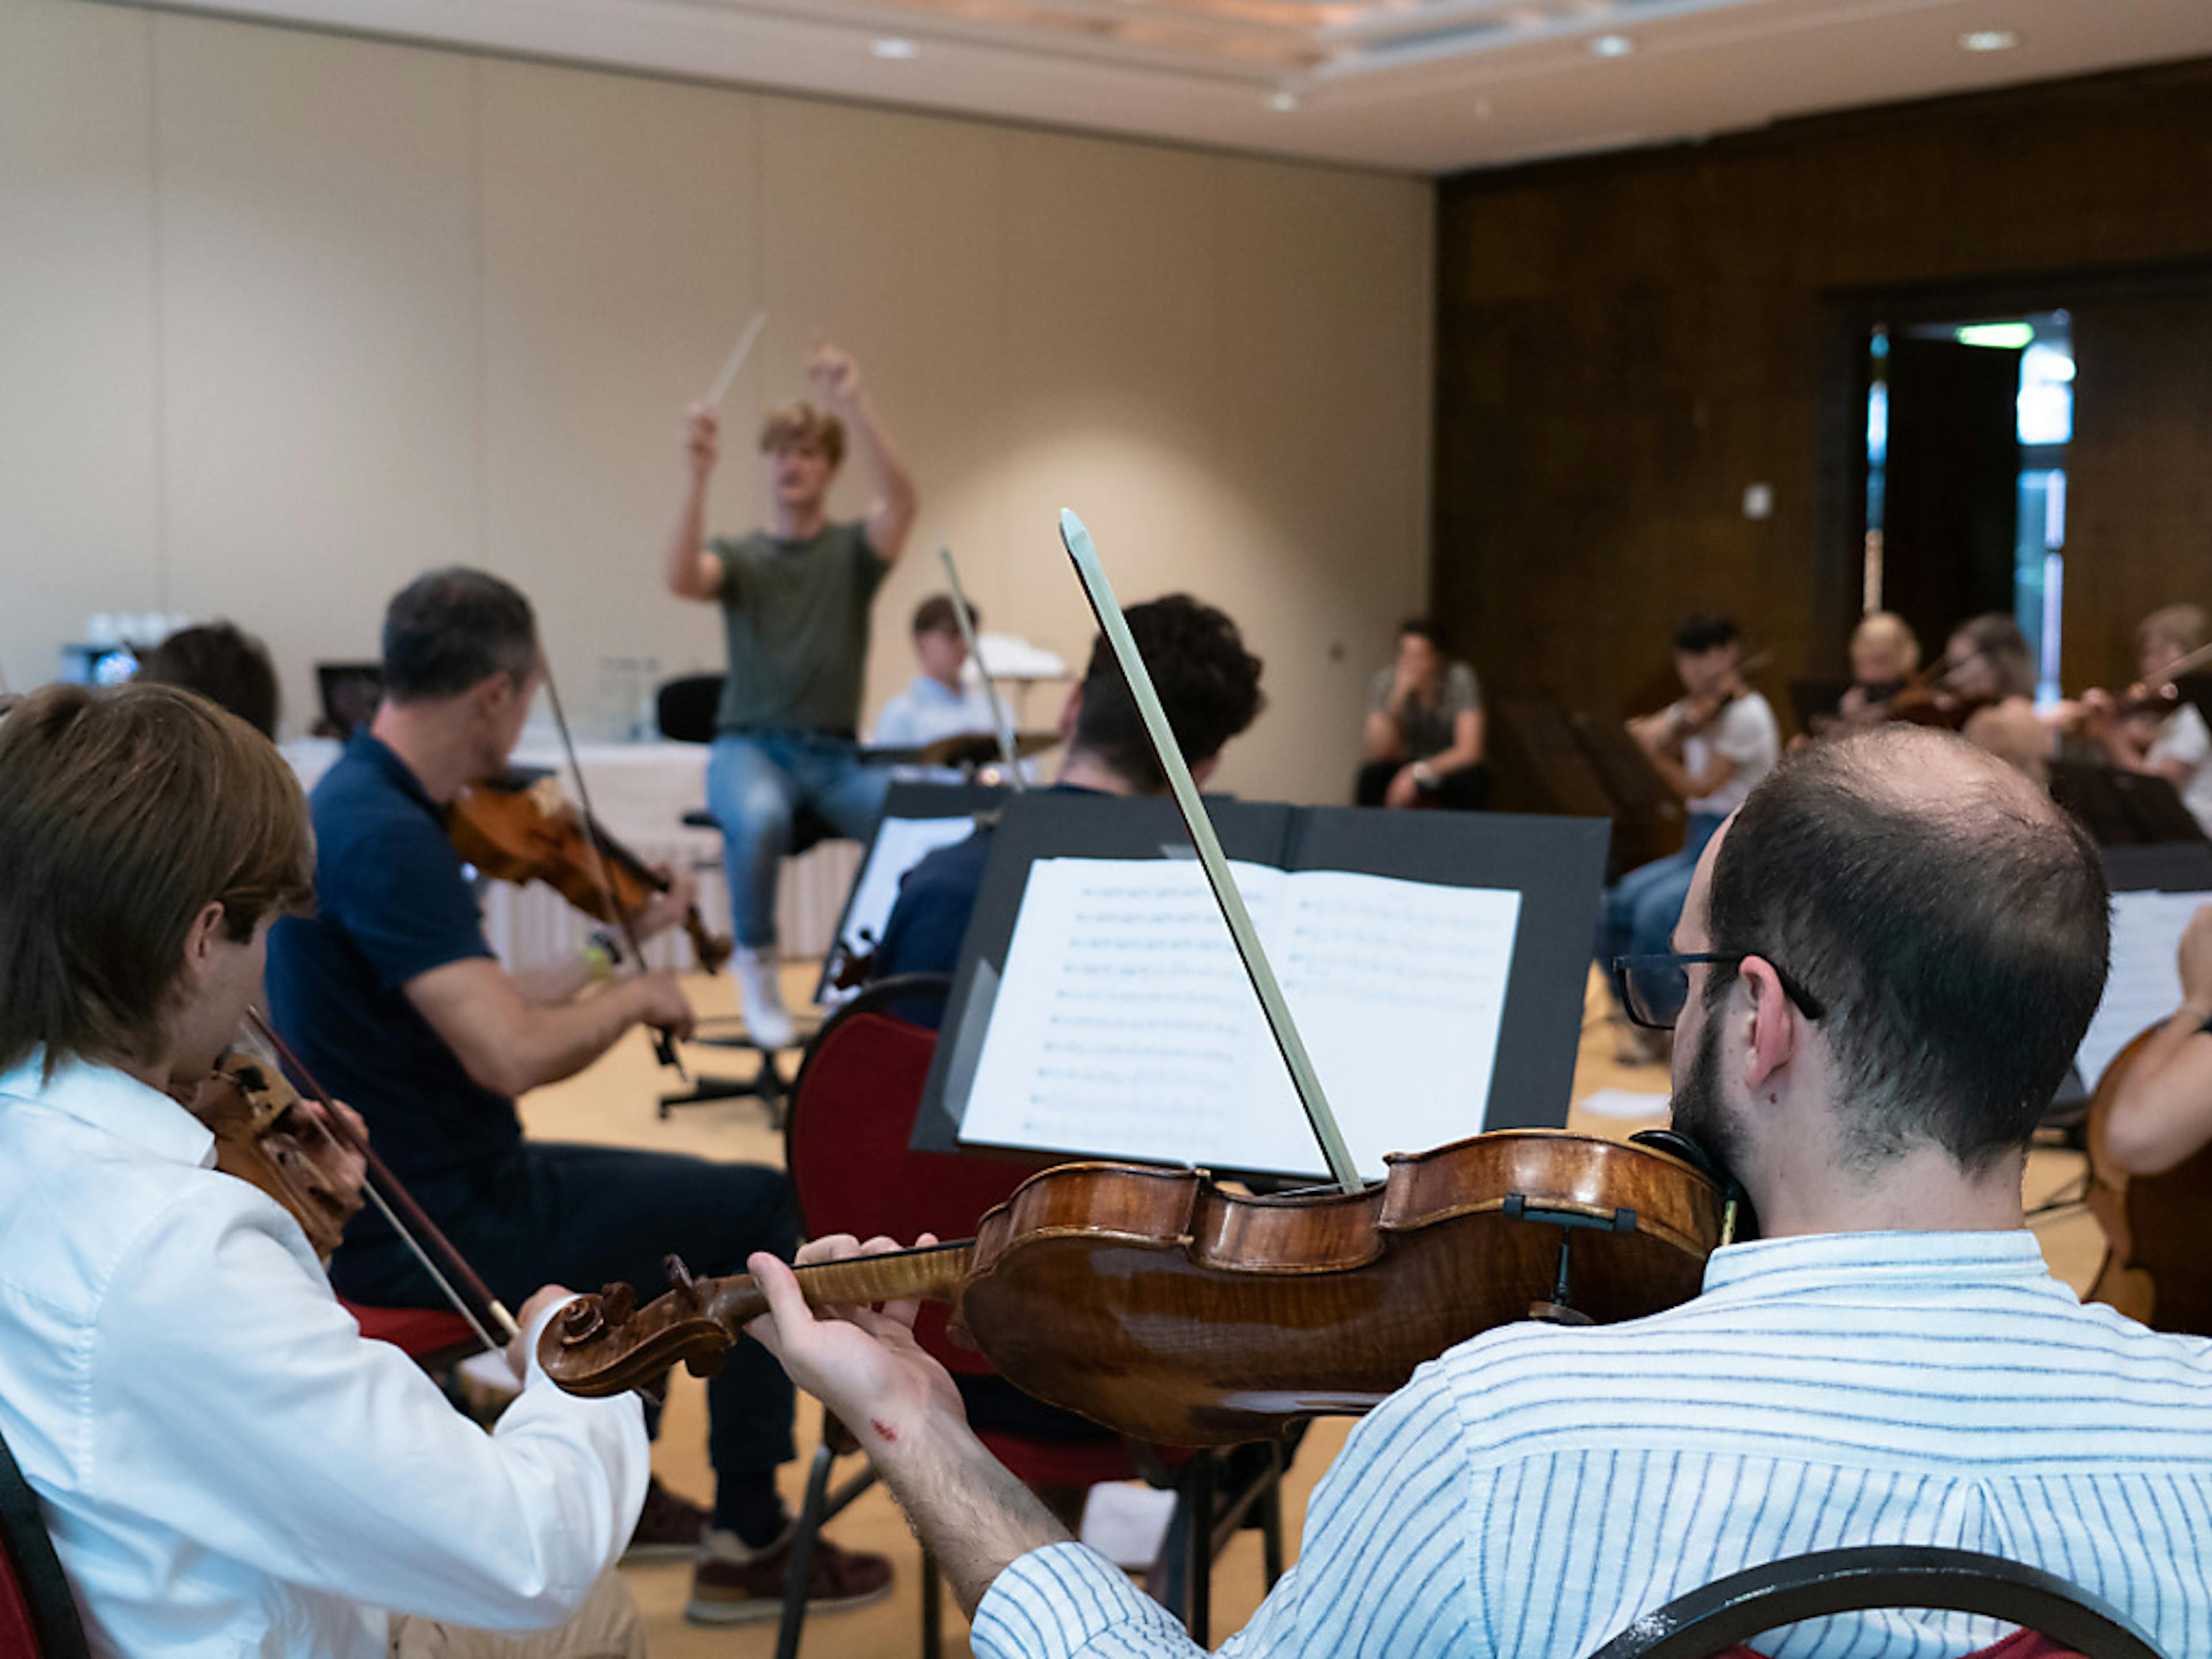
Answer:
[
  {"left": 774, "top": 974, "right": 1289, "bottom": 1658},
  {"left": 343, "top": 1302, "right": 483, "bottom": 1366},
  {"left": 0, "top": 1422, "right": 89, "bottom": 1659},
  {"left": 1585, "top": 1544, "right": 2165, "bottom": 1659}
]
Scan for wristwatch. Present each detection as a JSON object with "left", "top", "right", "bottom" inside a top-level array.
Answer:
[
  {"left": 582, "top": 929, "right": 625, "bottom": 982},
  {"left": 1412, "top": 760, "right": 1438, "bottom": 789}
]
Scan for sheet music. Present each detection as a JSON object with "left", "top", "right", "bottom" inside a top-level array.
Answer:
[
  {"left": 2074, "top": 889, "right": 2212, "bottom": 1088},
  {"left": 834, "top": 816, "right": 982, "bottom": 969},
  {"left": 960, "top": 857, "right": 1522, "bottom": 1177}
]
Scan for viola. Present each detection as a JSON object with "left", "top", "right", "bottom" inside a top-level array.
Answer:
[
  {"left": 449, "top": 771, "right": 732, "bottom": 974},
  {"left": 541, "top": 1128, "right": 1742, "bottom": 1444},
  {"left": 1667, "top": 649, "right": 1772, "bottom": 744},
  {"left": 186, "top": 1048, "right": 365, "bottom": 1264},
  {"left": 2085, "top": 1027, "right": 2212, "bottom": 1337}
]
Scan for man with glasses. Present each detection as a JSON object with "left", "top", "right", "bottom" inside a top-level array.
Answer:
[{"left": 738, "top": 725, "right": 2212, "bottom": 1659}]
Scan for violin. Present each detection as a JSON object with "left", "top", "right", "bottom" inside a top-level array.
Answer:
[
  {"left": 2085, "top": 1026, "right": 2212, "bottom": 1337},
  {"left": 542, "top": 1128, "right": 1741, "bottom": 1444},
  {"left": 1666, "top": 649, "right": 1772, "bottom": 744},
  {"left": 186, "top": 1047, "right": 365, "bottom": 1264},
  {"left": 449, "top": 771, "right": 732, "bottom": 974}
]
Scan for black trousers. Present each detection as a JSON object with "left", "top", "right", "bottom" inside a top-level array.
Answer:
[
  {"left": 332, "top": 1141, "right": 801, "bottom": 1483},
  {"left": 1354, "top": 758, "right": 1490, "bottom": 810}
]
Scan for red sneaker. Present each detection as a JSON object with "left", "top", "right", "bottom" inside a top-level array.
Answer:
[{"left": 685, "top": 1526, "right": 894, "bottom": 1626}]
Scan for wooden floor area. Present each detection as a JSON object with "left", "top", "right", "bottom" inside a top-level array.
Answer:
[{"left": 520, "top": 962, "right": 2107, "bottom": 1659}]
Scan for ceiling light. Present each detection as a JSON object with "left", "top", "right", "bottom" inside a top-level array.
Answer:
[
  {"left": 871, "top": 37, "right": 919, "bottom": 60},
  {"left": 1960, "top": 30, "right": 2020, "bottom": 52},
  {"left": 1589, "top": 33, "right": 1635, "bottom": 58},
  {"left": 1956, "top": 322, "right": 2035, "bottom": 350},
  {"left": 1269, "top": 87, "right": 1301, "bottom": 112}
]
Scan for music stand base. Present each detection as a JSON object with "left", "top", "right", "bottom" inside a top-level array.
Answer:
[{"left": 658, "top": 1022, "right": 797, "bottom": 1127}]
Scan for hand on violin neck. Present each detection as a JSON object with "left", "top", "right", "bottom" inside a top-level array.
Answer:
[
  {"left": 743, "top": 1234, "right": 1068, "bottom": 1619},
  {"left": 741, "top": 1236, "right": 965, "bottom": 1458},
  {"left": 293, "top": 1096, "right": 370, "bottom": 1210}
]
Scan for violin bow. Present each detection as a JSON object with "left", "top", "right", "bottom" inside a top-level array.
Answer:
[
  {"left": 1057, "top": 509, "right": 1362, "bottom": 1196},
  {"left": 240, "top": 1010, "right": 520, "bottom": 1350},
  {"left": 539, "top": 664, "right": 688, "bottom": 1080},
  {"left": 935, "top": 546, "right": 1026, "bottom": 791}
]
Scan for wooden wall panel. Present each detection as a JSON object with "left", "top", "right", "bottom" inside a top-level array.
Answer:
[{"left": 1436, "top": 59, "right": 2212, "bottom": 732}]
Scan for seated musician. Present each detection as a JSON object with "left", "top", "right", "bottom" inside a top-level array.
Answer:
[
  {"left": 1602, "top": 613, "right": 1778, "bottom": 1058},
  {"left": 134, "top": 618, "right": 281, "bottom": 738},
  {"left": 868, "top": 594, "right": 998, "bottom": 781},
  {"left": 265, "top": 569, "right": 891, "bottom": 1626},
  {"left": 1941, "top": 612, "right": 2053, "bottom": 783},
  {"left": 868, "top": 592, "right": 1266, "bottom": 1007},
  {"left": 0, "top": 682, "right": 649, "bottom": 1658},
  {"left": 2100, "top": 900, "right": 2212, "bottom": 1176},
  {"left": 747, "top": 725, "right": 2212, "bottom": 1658},
  {"left": 1835, "top": 608, "right": 1919, "bottom": 723},
  {"left": 1355, "top": 617, "right": 1486, "bottom": 809},
  {"left": 664, "top": 342, "right": 917, "bottom": 1048},
  {"left": 2075, "top": 603, "right": 2212, "bottom": 838}
]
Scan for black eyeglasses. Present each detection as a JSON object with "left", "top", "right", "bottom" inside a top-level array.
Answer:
[{"left": 1611, "top": 952, "right": 1827, "bottom": 1032}]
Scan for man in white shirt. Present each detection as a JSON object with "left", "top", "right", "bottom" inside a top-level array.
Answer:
[
  {"left": 737, "top": 724, "right": 2212, "bottom": 1659},
  {"left": 1604, "top": 613, "right": 1780, "bottom": 1055},
  {"left": 868, "top": 594, "right": 998, "bottom": 779},
  {"left": 0, "top": 681, "right": 649, "bottom": 1659}
]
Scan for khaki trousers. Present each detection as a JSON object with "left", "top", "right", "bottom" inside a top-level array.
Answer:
[{"left": 388, "top": 1570, "right": 645, "bottom": 1659}]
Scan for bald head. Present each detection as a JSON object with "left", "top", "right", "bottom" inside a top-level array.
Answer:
[{"left": 1700, "top": 725, "right": 2108, "bottom": 1171}]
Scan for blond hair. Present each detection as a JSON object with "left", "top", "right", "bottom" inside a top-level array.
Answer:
[
  {"left": 758, "top": 402, "right": 846, "bottom": 469},
  {"left": 1851, "top": 611, "right": 1921, "bottom": 675}
]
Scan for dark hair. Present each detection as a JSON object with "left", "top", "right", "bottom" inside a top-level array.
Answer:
[
  {"left": 0, "top": 683, "right": 315, "bottom": 1076},
  {"left": 136, "top": 622, "right": 280, "bottom": 738},
  {"left": 1951, "top": 613, "right": 2036, "bottom": 700},
  {"left": 381, "top": 568, "right": 538, "bottom": 703},
  {"left": 1704, "top": 725, "right": 2109, "bottom": 1173},
  {"left": 912, "top": 594, "right": 976, "bottom": 638},
  {"left": 1399, "top": 617, "right": 1447, "bottom": 651},
  {"left": 1673, "top": 614, "right": 1740, "bottom": 656},
  {"left": 1073, "top": 595, "right": 1265, "bottom": 791}
]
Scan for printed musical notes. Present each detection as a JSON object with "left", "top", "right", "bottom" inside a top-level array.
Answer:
[{"left": 960, "top": 858, "right": 1522, "bottom": 1177}]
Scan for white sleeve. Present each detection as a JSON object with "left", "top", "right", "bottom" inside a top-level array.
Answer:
[
  {"left": 2150, "top": 706, "right": 2211, "bottom": 770},
  {"left": 1713, "top": 697, "right": 1778, "bottom": 769},
  {"left": 872, "top": 691, "right": 919, "bottom": 748},
  {"left": 90, "top": 1188, "right": 648, "bottom": 1631}
]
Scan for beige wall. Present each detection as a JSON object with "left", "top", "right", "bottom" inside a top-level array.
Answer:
[{"left": 0, "top": 0, "right": 1432, "bottom": 803}]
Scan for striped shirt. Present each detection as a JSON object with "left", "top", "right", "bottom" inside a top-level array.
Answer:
[{"left": 971, "top": 1231, "right": 2212, "bottom": 1659}]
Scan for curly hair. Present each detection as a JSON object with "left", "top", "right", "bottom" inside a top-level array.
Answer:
[{"left": 1071, "top": 594, "right": 1265, "bottom": 791}]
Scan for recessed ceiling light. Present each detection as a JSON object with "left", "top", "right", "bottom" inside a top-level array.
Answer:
[
  {"left": 1960, "top": 29, "right": 2020, "bottom": 52},
  {"left": 1589, "top": 33, "right": 1635, "bottom": 58},
  {"left": 871, "top": 37, "right": 919, "bottom": 60},
  {"left": 1268, "top": 87, "right": 1301, "bottom": 112}
]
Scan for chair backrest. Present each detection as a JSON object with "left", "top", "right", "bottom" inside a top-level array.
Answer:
[
  {"left": 0, "top": 1422, "right": 90, "bottom": 1659},
  {"left": 786, "top": 975, "right": 1054, "bottom": 1375},
  {"left": 657, "top": 674, "right": 724, "bottom": 745},
  {"left": 1586, "top": 1545, "right": 2165, "bottom": 1659}
]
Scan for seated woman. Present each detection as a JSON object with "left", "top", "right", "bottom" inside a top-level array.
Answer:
[
  {"left": 2101, "top": 902, "right": 2212, "bottom": 1177},
  {"left": 1355, "top": 618, "right": 1485, "bottom": 810},
  {"left": 2075, "top": 604, "right": 2212, "bottom": 838},
  {"left": 1941, "top": 613, "right": 2054, "bottom": 784}
]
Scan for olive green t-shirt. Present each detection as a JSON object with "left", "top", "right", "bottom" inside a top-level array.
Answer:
[{"left": 711, "top": 521, "right": 888, "bottom": 734}]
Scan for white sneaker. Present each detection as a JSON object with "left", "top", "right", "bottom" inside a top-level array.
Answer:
[{"left": 733, "top": 946, "right": 795, "bottom": 1050}]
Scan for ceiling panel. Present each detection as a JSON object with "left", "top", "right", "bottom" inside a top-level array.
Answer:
[{"left": 135, "top": 0, "right": 2212, "bottom": 173}]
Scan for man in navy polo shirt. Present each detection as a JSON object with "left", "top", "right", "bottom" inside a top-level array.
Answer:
[{"left": 268, "top": 569, "right": 891, "bottom": 1626}]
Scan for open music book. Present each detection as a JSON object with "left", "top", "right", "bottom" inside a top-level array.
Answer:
[
  {"left": 2074, "top": 888, "right": 2212, "bottom": 1088},
  {"left": 959, "top": 856, "right": 1522, "bottom": 1179}
]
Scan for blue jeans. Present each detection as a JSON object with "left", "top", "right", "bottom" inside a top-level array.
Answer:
[
  {"left": 707, "top": 731, "right": 889, "bottom": 948},
  {"left": 1597, "top": 812, "right": 1725, "bottom": 1018}
]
